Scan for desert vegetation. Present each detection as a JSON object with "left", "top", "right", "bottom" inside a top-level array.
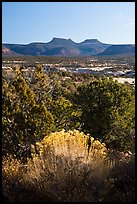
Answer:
[{"left": 2, "top": 63, "right": 135, "bottom": 202}]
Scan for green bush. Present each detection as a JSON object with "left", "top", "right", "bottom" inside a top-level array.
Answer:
[
  {"left": 74, "top": 76, "right": 135, "bottom": 152},
  {"left": 2, "top": 73, "right": 54, "bottom": 157}
]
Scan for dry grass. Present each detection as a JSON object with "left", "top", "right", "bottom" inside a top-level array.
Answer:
[{"left": 2, "top": 130, "right": 135, "bottom": 202}]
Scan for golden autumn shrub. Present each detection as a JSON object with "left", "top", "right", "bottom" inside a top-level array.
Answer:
[{"left": 31, "top": 129, "right": 107, "bottom": 162}]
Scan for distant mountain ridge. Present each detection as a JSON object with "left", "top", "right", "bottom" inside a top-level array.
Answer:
[
  {"left": 97, "top": 44, "right": 135, "bottom": 56},
  {"left": 2, "top": 38, "right": 135, "bottom": 56}
]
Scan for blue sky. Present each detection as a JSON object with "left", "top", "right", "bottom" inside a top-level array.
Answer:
[{"left": 2, "top": 2, "right": 135, "bottom": 44}]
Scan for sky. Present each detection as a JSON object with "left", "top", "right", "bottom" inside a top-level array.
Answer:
[{"left": 2, "top": 2, "right": 135, "bottom": 44}]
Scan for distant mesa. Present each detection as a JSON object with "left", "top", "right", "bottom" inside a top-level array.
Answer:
[
  {"left": 51, "top": 37, "right": 74, "bottom": 42},
  {"left": 2, "top": 38, "right": 135, "bottom": 57},
  {"left": 80, "top": 39, "right": 102, "bottom": 44}
]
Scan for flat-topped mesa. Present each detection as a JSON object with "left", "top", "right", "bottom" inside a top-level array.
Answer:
[
  {"left": 81, "top": 39, "right": 102, "bottom": 44},
  {"left": 51, "top": 37, "right": 74, "bottom": 43}
]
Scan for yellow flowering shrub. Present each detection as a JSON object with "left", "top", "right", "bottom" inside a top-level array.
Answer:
[
  {"left": 22, "top": 130, "right": 108, "bottom": 191},
  {"left": 31, "top": 129, "right": 107, "bottom": 164}
]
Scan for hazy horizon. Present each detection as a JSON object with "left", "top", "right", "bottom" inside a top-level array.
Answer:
[{"left": 2, "top": 37, "right": 135, "bottom": 45}]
